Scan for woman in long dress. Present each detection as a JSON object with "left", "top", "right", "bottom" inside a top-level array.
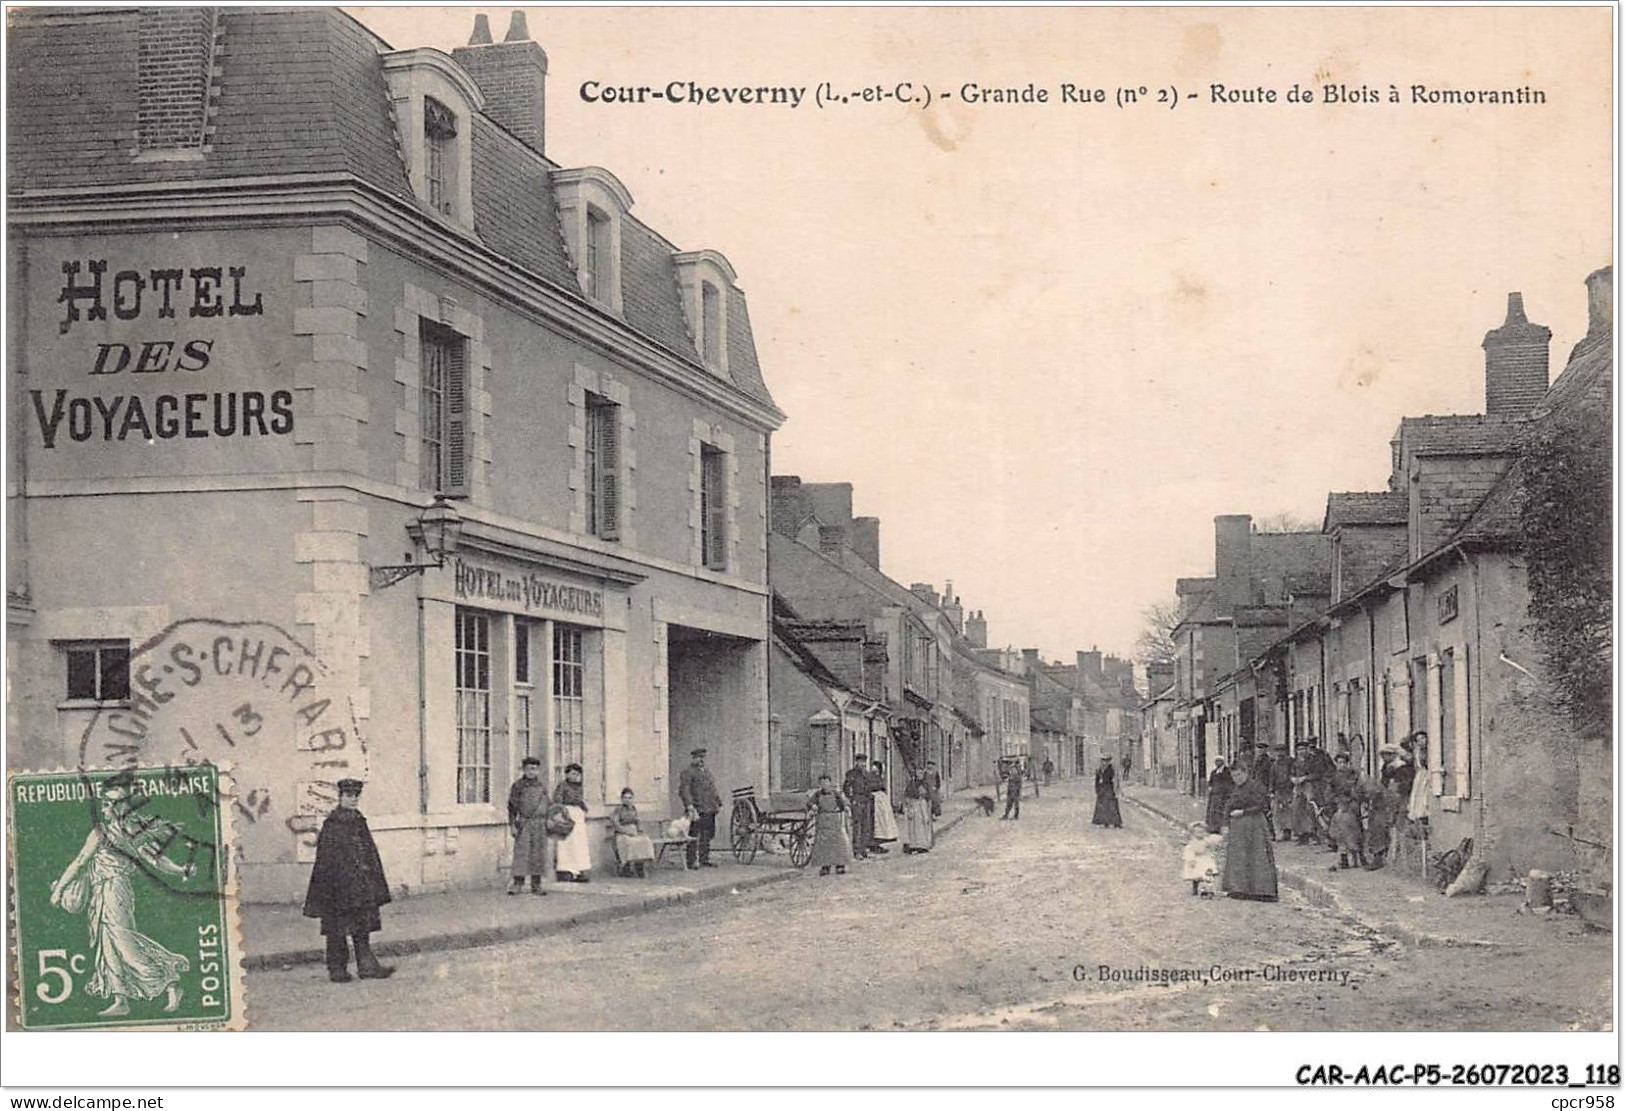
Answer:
[
  {"left": 901, "top": 773, "right": 934, "bottom": 854},
  {"left": 870, "top": 760, "right": 900, "bottom": 851},
  {"left": 1204, "top": 758, "right": 1234, "bottom": 834},
  {"left": 552, "top": 763, "right": 594, "bottom": 883},
  {"left": 1221, "top": 764, "right": 1279, "bottom": 900},
  {"left": 805, "top": 775, "right": 853, "bottom": 876},
  {"left": 50, "top": 784, "right": 192, "bottom": 1016},
  {"left": 1092, "top": 754, "right": 1123, "bottom": 827},
  {"left": 609, "top": 788, "right": 657, "bottom": 878}
]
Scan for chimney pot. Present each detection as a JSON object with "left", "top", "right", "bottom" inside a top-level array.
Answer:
[
  {"left": 1505, "top": 292, "right": 1527, "bottom": 325},
  {"left": 469, "top": 13, "right": 493, "bottom": 44},
  {"left": 505, "top": 10, "right": 531, "bottom": 41}
]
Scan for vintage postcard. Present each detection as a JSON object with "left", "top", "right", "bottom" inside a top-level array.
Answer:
[
  {"left": 7, "top": 763, "right": 245, "bottom": 1030},
  {"left": 0, "top": 0, "right": 1615, "bottom": 1091}
]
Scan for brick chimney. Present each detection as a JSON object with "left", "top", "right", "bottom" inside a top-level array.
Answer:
[
  {"left": 1214, "top": 514, "right": 1253, "bottom": 612},
  {"left": 1482, "top": 292, "right": 1551, "bottom": 417},
  {"left": 453, "top": 11, "right": 548, "bottom": 156},
  {"left": 1584, "top": 266, "right": 1613, "bottom": 343},
  {"left": 1147, "top": 662, "right": 1176, "bottom": 698},
  {"left": 137, "top": 8, "right": 221, "bottom": 152},
  {"left": 941, "top": 582, "right": 964, "bottom": 632},
  {"left": 909, "top": 583, "right": 940, "bottom": 609},
  {"left": 965, "top": 610, "right": 988, "bottom": 649},
  {"left": 1021, "top": 648, "right": 1041, "bottom": 677},
  {"left": 770, "top": 475, "right": 809, "bottom": 538},
  {"left": 1076, "top": 650, "right": 1103, "bottom": 686},
  {"left": 850, "top": 517, "right": 880, "bottom": 567}
]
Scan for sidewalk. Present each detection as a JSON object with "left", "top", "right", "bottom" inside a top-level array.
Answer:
[
  {"left": 1125, "top": 785, "right": 1608, "bottom": 953},
  {"left": 242, "top": 795, "right": 980, "bottom": 970}
]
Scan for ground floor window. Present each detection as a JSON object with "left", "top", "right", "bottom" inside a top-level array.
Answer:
[
  {"left": 552, "top": 623, "right": 586, "bottom": 786},
  {"left": 62, "top": 640, "right": 131, "bottom": 703},
  {"left": 455, "top": 609, "right": 492, "bottom": 804}
]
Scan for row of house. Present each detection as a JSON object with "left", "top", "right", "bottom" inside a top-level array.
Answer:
[
  {"left": 4, "top": 7, "right": 1141, "bottom": 904},
  {"left": 766, "top": 477, "right": 1142, "bottom": 799},
  {"left": 1145, "top": 269, "right": 1613, "bottom": 882}
]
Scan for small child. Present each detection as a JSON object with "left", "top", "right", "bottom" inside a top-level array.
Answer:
[
  {"left": 1329, "top": 795, "right": 1366, "bottom": 870},
  {"left": 1182, "top": 821, "right": 1220, "bottom": 897}
]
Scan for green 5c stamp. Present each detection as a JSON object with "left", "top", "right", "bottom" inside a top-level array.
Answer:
[{"left": 8, "top": 764, "right": 245, "bottom": 1030}]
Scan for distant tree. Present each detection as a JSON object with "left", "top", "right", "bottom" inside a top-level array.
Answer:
[
  {"left": 1251, "top": 510, "right": 1318, "bottom": 533},
  {"left": 1134, "top": 600, "right": 1180, "bottom": 667}
]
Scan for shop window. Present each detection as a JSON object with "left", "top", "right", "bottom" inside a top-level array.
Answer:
[
  {"left": 423, "top": 97, "right": 458, "bottom": 217},
  {"left": 583, "top": 394, "right": 620, "bottom": 540},
  {"left": 420, "top": 320, "right": 469, "bottom": 496},
  {"left": 455, "top": 609, "right": 492, "bottom": 804},
  {"left": 700, "top": 444, "right": 728, "bottom": 571},
  {"left": 552, "top": 624, "right": 586, "bottom": 786},
  {"left": 62, "top": 641, "right": 130, "bottom": 703}
]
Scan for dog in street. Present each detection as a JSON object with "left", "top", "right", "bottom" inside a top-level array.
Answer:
[{"left": 973, "top": 795, "right": 997, "bottom": 817}]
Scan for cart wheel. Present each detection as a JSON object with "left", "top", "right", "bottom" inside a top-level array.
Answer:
[
  {"left": 732, "top": 825, "right": 758, "bottom": 865},
  {"left": 790, "top": 827, "right": 813, "bottom": 868}
]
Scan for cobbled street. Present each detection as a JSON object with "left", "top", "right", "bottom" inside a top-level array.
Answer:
[{"left": 247, "top": 781, "right": 1611, "bottom": 1032}]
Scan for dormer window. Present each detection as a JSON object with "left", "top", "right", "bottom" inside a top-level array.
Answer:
[
  {"left": 585, "top": 208, "right": 613, "bottom": 303},
  {"left": 673, "top": 250, "right": 737, "bottom": 377},
  {"left": 701, "top": 282, "right": 723, "bottom": 370},
  {"left": 382, "top": 48, "right": 483, "bottom": 232},
  {"left": 423, "top": 97, "right": 458, "bottom": 216},
  {"left": 553, "top": 167, "right": 633, "bottom": 314}
]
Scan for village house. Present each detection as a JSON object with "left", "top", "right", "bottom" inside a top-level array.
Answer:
[
  {"left": 6, "top": 9, "right": 785, "bottom": 901},
  {"left": 1250, "top": 272, "right": 1612, "bottom": 880}
]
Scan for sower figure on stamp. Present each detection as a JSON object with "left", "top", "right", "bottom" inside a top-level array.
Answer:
[
  {"left": 50, "top": 782, "right": 193, "bottom": 1016},
  {"left": 303, "top": 778, "right": 394, "bottom": 983},
  {"left": 678, "top": 747, "right": 722, "bottom": 869},
  {"left": 506, "top": 756, "right": 550, "bottom": 896}
]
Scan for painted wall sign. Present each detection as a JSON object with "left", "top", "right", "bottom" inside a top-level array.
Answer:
[
  {"left": 31, "top": 258, "right": 290, "bottom": 450},
  {"left": 1437, "top": 584, "right": 1459, "bottom": 625},
  {"left": 452, "top": 558, "right": 605, "bottom": 618}
]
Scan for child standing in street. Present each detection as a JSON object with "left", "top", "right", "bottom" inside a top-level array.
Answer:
[
  {"left": 1329, "top": 794, "right": 1366, "bottom": 871},
  {"left": 1182, "top": 821, "right": 1220, "bottom": 897}
]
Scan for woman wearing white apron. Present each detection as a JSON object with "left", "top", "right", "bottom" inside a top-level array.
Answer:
[
  {"left": 870, "top": 760, "right": 900, "bottom": 850},
  {"left": 552, "top": 763, "right": 593, "bottom": 882}
]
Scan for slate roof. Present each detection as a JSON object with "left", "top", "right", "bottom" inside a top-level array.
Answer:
[
  {"left": 1324, "top": 491, "right": 1408, "bottom": 530},
  {"left": 1397, "top": 414, "right": 1525, "bottom": 457},
  {"left": 7, "top": 7, "right": 779, "bottom": 412}
]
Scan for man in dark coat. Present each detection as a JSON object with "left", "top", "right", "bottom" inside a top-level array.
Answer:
[
  {"left": 1269, "top": 744, "right": 1297, "bottom": 843},
  {"left": 678, "top": 747, "right": 723, "bottom": 868},
  {"left": 303, "top": 779, "right": 393, "bottom": 983},
  {"left": 1001, "top": 760, "right": 1023, "bottom": 820},
  {"left": 843, "top": 755, "right": 874, "bottom": 859}
]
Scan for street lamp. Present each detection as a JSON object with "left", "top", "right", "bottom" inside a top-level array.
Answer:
[{"left": 370, "top": 495, "right": 464, "bottom": 589}]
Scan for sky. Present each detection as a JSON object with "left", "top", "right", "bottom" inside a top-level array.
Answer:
[{"left": 351, "top": 5, "right": 1613, "bottom": 662}]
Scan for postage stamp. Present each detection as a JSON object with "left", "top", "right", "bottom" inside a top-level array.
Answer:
[{"left": 8, "top": 763, "right": 245, "bottom": 1030}]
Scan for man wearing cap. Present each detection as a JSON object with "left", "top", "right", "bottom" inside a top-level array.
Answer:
[
  {"left": 678, "top": 748, "right": 722, "bottom": 868},
  {"left": 302, "top": 779, "right": 394, "bottom": 983},
  {"left": 506, "top": 756, "right": 550, "bottom": 896}
]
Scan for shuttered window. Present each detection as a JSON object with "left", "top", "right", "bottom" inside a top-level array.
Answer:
[
  {"left": 584, "top": 394, "right": 619, "bottom": 540},
  {"left": 420, "top": 320, "right": 469, "bottom": 496},
  {"left": 701, "top": 443, "right": 727, "bottom": 570}
]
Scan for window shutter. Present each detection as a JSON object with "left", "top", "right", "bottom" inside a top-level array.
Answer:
[
  {"left": 1453, "top": 648, "right": 1471, "bottom": 798},
  {"left": 1426, "top": 659, "right": 1444, "bottom": 796},
  {"left": 705, "top": 452, "right": 727, "bottom": 569},
  {"left": 597, "top": 404, "right": 620, "bottom": 539},
  {"left": 443, "top": 339, "right": 469, "bottom": 497}
]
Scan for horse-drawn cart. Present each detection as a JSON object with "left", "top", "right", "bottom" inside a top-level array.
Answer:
[{"left": 729, "top": 786, "right": 814, "bottom": 867}]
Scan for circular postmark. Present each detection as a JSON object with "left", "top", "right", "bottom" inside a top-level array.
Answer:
[{"left": 79, "top": 618, "right": 367, "bottom": 883}]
